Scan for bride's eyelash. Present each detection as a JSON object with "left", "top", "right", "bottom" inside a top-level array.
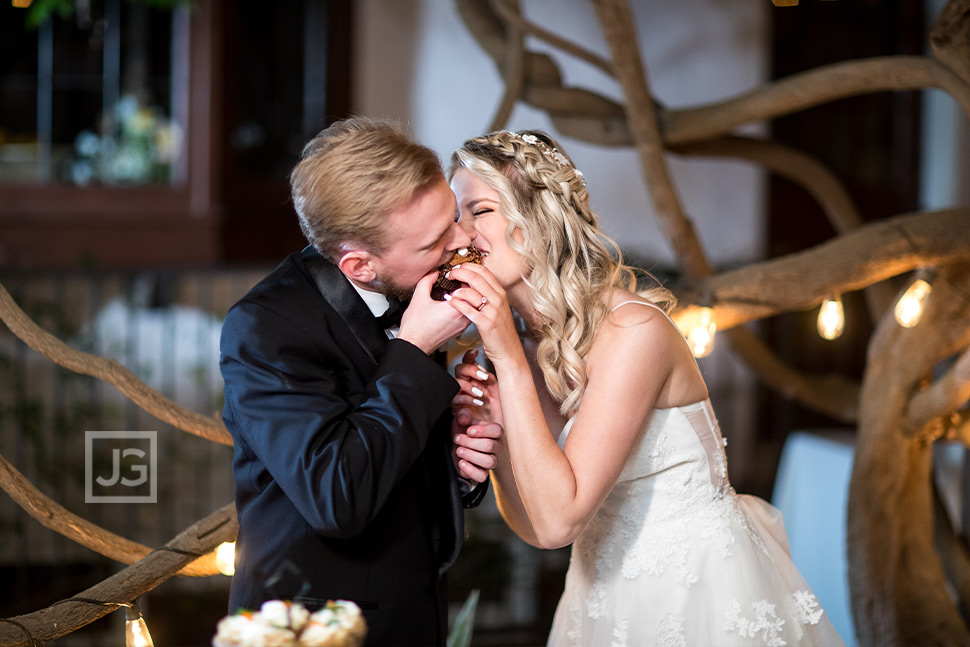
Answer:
[{"left": 473, "top": 209, "right": 492, "bottom": 217}]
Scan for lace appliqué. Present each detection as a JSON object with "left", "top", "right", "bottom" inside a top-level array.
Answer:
[
  {"left": 611, "top": 618, "right": 629, "bottom": 647},
  {"left": 724, "top": 599, "right": 787, "bottom": 647},
  {"left": 656, "top": 614, "right": 687, "bottom": 647},
  {"left": 723, "top": 591, "right": 824, "bottom": 647}
]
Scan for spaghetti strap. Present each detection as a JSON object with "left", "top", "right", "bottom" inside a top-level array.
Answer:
[
  {"left": 609, "top": 299, "right": 676, "bottom": 326},
  {"left": 609, "top": 299, "right": 696, "bottom": 359}
]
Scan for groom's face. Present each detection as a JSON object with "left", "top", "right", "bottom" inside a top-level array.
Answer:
[{"left": 370, "top": 178, "right": 471, "bottom": 301}]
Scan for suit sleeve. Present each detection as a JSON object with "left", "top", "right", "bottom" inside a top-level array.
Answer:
[{"left": 220, "top": 300, "right": 459, "bottom": 538}]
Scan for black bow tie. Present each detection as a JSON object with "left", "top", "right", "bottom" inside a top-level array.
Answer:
[{"left": 375, "top": 298, "right": 406, "bottom": 329}]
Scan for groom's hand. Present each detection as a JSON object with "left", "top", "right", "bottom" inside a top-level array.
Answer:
[
  {"left": 451, "top": 408, "right": 503, "bottom": 483},
  {"left": 398, "top": 273, "right": 470, "bottom": 354}
]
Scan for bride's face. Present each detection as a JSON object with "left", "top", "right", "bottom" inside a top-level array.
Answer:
[{"left": 450, "top": 167, "right": 527, "bottom": 290}]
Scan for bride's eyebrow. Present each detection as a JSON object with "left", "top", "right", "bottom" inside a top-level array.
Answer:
[{"left": 465, "top": 197, "right": 497, "bottom": 210}]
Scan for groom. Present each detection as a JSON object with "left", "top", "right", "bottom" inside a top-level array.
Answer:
[{"left": 220, "top": 117, "right": 498, "bottom": 646}]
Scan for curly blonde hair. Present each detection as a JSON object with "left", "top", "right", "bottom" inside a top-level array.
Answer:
[{"left": 450, "top": 130, "right": 672, "bottom": 415}]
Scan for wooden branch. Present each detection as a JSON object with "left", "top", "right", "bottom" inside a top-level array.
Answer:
[
  {"left": 487, "top": 0, "right": 526, "bottom": 131},
  {"left": 672, "top": 136, "right": 897, "bottom": 317},
  {"left": 0, "top": 282, "right": 232, "bottom": 446},
  {"left": 0, "top": 501, "right": 237, "bottom": 646},
  {"left": 673, "top": 209, "right": 970, "bottom": 331},
  {"left": 664, "top": 57, "right": 970, "bottom": 145},
  {"left": 490, "top": 0, "right": 615, "bottom": 76},
  {"left": 0, "top": 451, "right": 224, "bottom": 577},
  {"left": 590, "top": 0, "right": 712, "bottom": 280},
  {"left": 722, "top": 327, "right": 859, "bottom": 423},
  {"left": 931, "top": 0, "right": 970, "bottom": 85},
  {"left": 942, "top": 409, "right": 970, "bottom": 445},
  {"left": 907, "top": 347, "right": 970, "bottom": 432},
  {"left": 848, "top": 265, "right": 970, "bottom": 645},
  {"left": 933, "top": 482, "right": 970, "bottom": 621}
]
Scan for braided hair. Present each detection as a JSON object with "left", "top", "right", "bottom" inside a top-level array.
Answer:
[{"left": 449, "top": 130, "right": 672, "bottom": 416}]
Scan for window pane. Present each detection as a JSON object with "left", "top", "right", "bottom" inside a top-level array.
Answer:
[{"left": 0, "top": 0, "right": 185, "bottom": 187}]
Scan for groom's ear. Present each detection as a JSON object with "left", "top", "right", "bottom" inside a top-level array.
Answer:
[{"left": 337, "top": 249, "right": 379, "bottom": 283}]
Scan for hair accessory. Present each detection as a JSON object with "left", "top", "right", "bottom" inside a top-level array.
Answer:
[{"left": 506, "top": 131, "right": 586, "bottom": 187}]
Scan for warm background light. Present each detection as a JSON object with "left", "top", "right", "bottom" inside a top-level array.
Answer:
[
  {"left": 125, "top": 603, "right": 155, "bottom": 647},
  {"left": 216, "top": 541, "right": 236, "bottom": 576},
  {"left": 817, "top": 296, "right": 845, "bottom": 340},
  {"left": 675, "top": 306, "right": 717, "bottom": 358},
  {"left": 894, "top": 278, "right": 932, "bottom": 328}
]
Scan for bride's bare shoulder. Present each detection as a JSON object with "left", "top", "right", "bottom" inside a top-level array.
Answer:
[{"left": 603, "top": 289, "right": 670, "bottom": 330}]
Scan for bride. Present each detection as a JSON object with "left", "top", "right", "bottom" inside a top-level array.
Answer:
[{"left": 443, "top": 129, "right": 844, "bottom": 646}]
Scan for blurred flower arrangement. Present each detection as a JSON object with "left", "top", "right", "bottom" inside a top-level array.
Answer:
[{"left": 70, "top": 93, "right": 183, "bottom": 186}]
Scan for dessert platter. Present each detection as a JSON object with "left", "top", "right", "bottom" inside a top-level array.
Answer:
[{"left": 212, "top": 599, "right": 365, "bottom": 647}]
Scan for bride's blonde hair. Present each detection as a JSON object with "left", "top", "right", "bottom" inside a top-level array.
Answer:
[{"left": 450, "top": 130, "right": 673, "bottom": 416}]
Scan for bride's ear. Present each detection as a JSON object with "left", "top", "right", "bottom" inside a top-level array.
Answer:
[{"left": 337, "top": 249, "right": 378, "bottom": 283}]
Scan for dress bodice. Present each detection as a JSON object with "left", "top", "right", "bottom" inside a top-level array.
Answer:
[
  {"left": 557, "top": 399, "right": 730, "bottom": 493},
  {"left": 546, "top": 299, "right": 840, "bottom": 646}
]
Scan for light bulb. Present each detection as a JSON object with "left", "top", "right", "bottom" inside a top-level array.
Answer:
[
  {"left": 216, "top": 541, "right": 236, "bottom": 576},
  {"left": 817, "top": 296, "right": 845, "bottom": 340},
  {"left": 125, "top": 603, "right": 155, "bottom": 647},
  {"left": 894, "top": 277, "right": 932, "bottom": 328},
  {"left": 678, "top": 306, "right": 716, "bottom": 358}
]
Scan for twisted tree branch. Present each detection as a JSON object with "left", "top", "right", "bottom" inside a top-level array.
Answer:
[
  {"left": 0, "top": 451, "right": 223, "bottom": 577},
  {"left": 0, "top": 501, "right": 237, "bottom": 646},
  {"left": 0, "top": 282, "right": 232, "bottom": 446}
]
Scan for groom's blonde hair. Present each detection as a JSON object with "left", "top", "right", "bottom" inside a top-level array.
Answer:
[{"left": 291, "top": 116, "right": 443, "bottom": 262}]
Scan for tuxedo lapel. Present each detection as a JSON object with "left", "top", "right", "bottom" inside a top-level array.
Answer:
[{"left": 300, "top": 246, "right": 388, "bottom": 364}]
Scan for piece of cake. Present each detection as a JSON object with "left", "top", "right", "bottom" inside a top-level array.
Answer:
[{"left": 430, "top": 245, "right": 485, "bottom": 301}]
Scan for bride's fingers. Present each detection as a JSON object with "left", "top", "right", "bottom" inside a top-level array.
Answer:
[
  {"left": 455, "top": 373, "right": 487, "bottom": 393},
  {"left": 448, "top": 263, "right": 503, "bottom": 295},
  {"left": 455, "top": 363, "right": 491, "bottom": 385}
]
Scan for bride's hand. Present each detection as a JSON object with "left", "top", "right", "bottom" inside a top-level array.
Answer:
[
  {"left": 453, "top": 348, "right": 504, "bottom": 426},
  {"left": 444, "top": 264, "right": 523, "bottom": 365}
]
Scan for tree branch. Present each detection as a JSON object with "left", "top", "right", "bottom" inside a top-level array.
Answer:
[
  {"left": 591, "top": 0, "right": 712, "bottom": 280},
  {"left": 490, "top": 0, "right": 615, "bottom": 76},
  {"left": 907, "top": 347, "right": 970, "bottom": 433},
  {"left": 931, "top": 0, "right": 970, "bottom": 85},
  {"left": 664, "top": 57, "right": 970, "bottom": 145},
  {"left": 672, "top": 135, "right": 897, "bottom": 317},
  {"left": 0, "top": 452, "right": 225, "bottom": 577},
  {"left": 0, "top": 282, "right": 232, "bottom": 446},
  {"left": 0, "top": 501, "right": 237, "bottom": 646},
  {"left": 674, "top": 209, "right": 970, "bottom": 331}
]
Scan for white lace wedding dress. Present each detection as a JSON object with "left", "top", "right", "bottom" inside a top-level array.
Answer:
[{"left": 547, "top": 306, "right": 844, "bottom": 647}]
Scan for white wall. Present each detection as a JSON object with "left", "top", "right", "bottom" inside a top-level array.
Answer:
[{"left": 354, "top": 0, "right": 770, "bottom": 269}]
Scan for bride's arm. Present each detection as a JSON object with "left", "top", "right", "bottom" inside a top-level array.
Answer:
[
  {"left": 454, "top": 347, "right": 567, "bottom": 548},
  {"left": 448, "top": 266, "right": 685, "bottom": 549}
]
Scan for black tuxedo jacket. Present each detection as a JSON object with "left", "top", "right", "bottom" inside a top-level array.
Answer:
[{"left": 220, "top": 247, "right": 484, "bottom": 646}]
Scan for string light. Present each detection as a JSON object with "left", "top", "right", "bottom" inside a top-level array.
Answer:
[
  {"left": 676, "top": 300, "right": 716, "bottom": 358},
  {"left": 817, "top": 296, "right": 845, "bottom": 340},
  {"left": 894, "top": 269, "right": 934, "bottom": 328},
  {"left": 125, "top": 600, "right": 155, "bottom": 647},
  {"left": 11, "top": 0, "right": 33, "bottom": 8},
  {"left": 216, "top": 541, "right": 236, "bottom": 576}
]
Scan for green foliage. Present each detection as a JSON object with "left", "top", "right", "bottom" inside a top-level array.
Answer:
[
  {"left": 447, "top": 589, "right": 480, "bottom": 647},
  {"left": 23, "top": 0, "right": 192, "bottom": 28}
]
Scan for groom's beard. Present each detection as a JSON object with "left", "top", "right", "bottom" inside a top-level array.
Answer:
[{"left": 369, "top": 272, "right": 416, "bottom": 303}]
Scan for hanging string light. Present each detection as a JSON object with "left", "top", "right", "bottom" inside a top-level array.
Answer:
[
  {"left": 675, "top": 298, "right": 716, "bottom": 358},
  {"left": 125, "top": 599, "right": 155, "bottom": 647},
  {"left": 817, "top": 295, "right": 845, "bottom": 340},
  {"left": 894, "top": 269, "right": 934, "bottom": 328},
  {"left": 216, "top": 541, "right": 236, "bottom": 576}
]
